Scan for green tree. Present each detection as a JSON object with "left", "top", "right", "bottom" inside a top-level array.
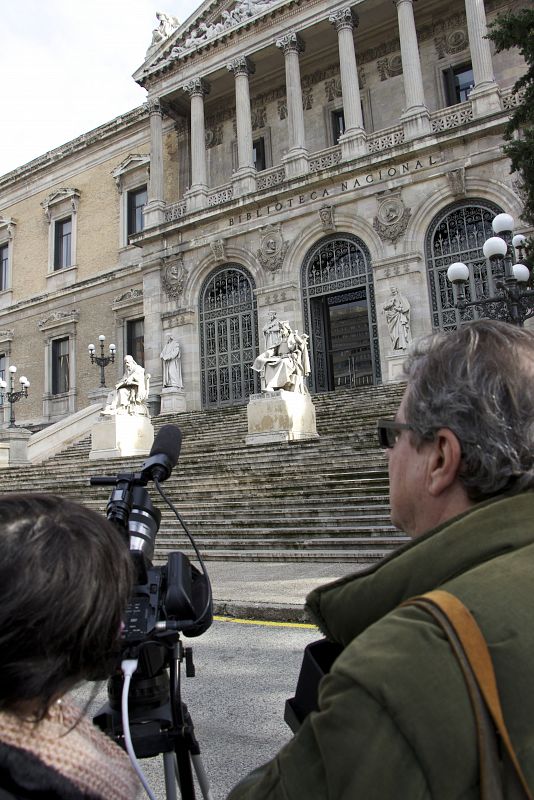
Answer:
[{"left": 488, "top": 8, "right": 534, "bottom": 234}]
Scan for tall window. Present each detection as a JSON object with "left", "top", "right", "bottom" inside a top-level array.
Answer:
[
  {"left": 0, "top": 245, "right": 8, "bottom": 291},
  {"left": 52, "top": 338, "right": 69, "bottom": 394},
  {"left": 332, "top": 109, "right": 346, "bottom": 144},
  {"left": 54, "top": 218, "right": 72, "bottom": 270},
  {"left": 443, "top": 63, "right": 474, "bottom": 105},
  {"left": 253, "top": 138, "right": 266, "bottom": 172},
  {"left": 126, "top": 318, "right": 144, "bottom": 366},
  {"left": 127, "top": 186, "right": 147, "bottom": 238}
]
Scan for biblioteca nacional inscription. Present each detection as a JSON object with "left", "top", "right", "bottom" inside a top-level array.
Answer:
[{"left": 228, "top": 154, "right": 440, "bottom": 226}]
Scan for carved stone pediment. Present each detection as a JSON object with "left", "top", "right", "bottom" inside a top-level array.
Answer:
[
  {"left": 111, "top": 154, "right": 150, "bottom": 191},
  {"left": 40, "top": 189, "right": 80, "bottom": 222},
  {"left": 38, "top": 310, "right": 80, "bottom": 331}
]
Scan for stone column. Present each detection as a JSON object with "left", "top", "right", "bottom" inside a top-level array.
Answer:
[
  {"left": 183, "top": 78, "right": 210, "bottom": 212},
  {"left": 329, "top": 8, "right": 366, "bottom": 159},
  {"left": 276, "top": 32, "right": 309, "bottom": 178},
  {"left": 144, "top": 98, "right": 166, "bottom": 228},
  {"left": 464, "top": 0, "right": 500, "bottom": 116},
  {"left": 395, "top": 0, "right": 431, "bottom": 139},
  {"left": 227, "top": 56, "right": 257, "bottom": 196}
]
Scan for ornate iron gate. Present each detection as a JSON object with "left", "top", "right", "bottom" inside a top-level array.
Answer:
[
  {"left": 302, "top": 234, "right": 381, "bottom": 392},
  {"left": 426, "top": 199, "right": 503, "bottom": 331},
  {"left": 199, "top": 265, "right": 260, "bottom": 408}
]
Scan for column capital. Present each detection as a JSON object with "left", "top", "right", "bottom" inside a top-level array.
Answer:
[
  {"left": 393, "top": 0, "right": 413, "bottom": 6},
  {"left": 329, "top": 8, "right": 359, "bottom": 32},
  {"left": 183, "top": 77, "right": 211, "bottom": 98},
  {"left": 227, "top": 56, "right": 256, "bottom": 78},
  {"left": 276, "top": 32, "right": 305, "bottom": 56},
  {"left": 146, "top": 97, "right": 164, "bottom": 116}
]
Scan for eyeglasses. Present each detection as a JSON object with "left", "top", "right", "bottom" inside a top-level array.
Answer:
[{"left": 377, "top": 418, "right": 416, "bottom": 449}]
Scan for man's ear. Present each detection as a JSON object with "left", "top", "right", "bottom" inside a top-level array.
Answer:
[{"left": 427, "top": 428, "right": 463, "bottom": 497}]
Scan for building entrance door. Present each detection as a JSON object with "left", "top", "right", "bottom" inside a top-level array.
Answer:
[
  {"left": 310, "top": 289, "right": 373, "bottom": 391},
  {"left": 302, "top": 234, "right": 380, "bottom": 393}
]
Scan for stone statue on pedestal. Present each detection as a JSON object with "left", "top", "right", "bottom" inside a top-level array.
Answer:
[
  {"left": 382, "top": 286, "right": 412, "bottom": 350},
  {"left": 252, "top": 320, "right": 311, "bottom": 394},
  {"left": 160, "top": 335, "right": 183, "bottom": 389},
  {"left": 102, "top": 356, "right": 149, "bottom": 416}
]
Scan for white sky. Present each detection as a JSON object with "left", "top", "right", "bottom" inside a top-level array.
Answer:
[{"left": 1, "top": 0, "right": 201, "bottom": 177}]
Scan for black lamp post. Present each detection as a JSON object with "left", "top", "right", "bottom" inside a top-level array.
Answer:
[
  {"left": 447, "top": 213, "right": 532, "bottom": 327},
  {"left": 88, "top": 335, "right": 116, "bottom": 387},
  {"left": 0, "top": 366, "right": 30, "bottom": 428}
]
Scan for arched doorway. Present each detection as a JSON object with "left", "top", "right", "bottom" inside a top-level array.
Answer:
[
  {"left": 426, "top": 199, "right": 503, "bottom": 331},
  {"left": 302, "top": 234, "right": 381, "bottom": 393},
  {"left": 199, "top": 265, "right": 260, "bottom": 408}
]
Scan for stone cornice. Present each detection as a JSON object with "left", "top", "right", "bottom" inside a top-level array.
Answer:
[{"left": 0, "top": 106, "right": 149, "bottom": 189}]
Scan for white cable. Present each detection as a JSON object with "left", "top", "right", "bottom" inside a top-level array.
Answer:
[{"left": 121, "top": 658, "right": 158, "bottom": 800}]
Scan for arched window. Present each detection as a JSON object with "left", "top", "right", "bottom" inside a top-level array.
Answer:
[
  {"left": 301, "top": 234, "right": 380, "bottom": 392},
  {"left": 426, "top": 199, "right": 503, "bottom": 331},
  {"left": 199, "top": 265, "right": 260, "bottom": 408}
]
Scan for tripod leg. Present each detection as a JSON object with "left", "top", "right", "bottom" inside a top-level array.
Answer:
[
  {"left": 163, "top": 752, "right": 178, "bottom": 800},
  {"left": 191, "top": 754, "right": 213, "bottom": 800},
  {"left": 175, "top": 745, "right": 196, "bottom": 800}
]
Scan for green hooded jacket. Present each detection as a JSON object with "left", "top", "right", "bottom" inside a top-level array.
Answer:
[{"left": 228, "top": 492, "right": 534, "bottom": 799}]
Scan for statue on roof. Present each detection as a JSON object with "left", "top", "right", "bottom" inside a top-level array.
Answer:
[{"left": 147, "top": 11, "right": 180, "bottom": 56}]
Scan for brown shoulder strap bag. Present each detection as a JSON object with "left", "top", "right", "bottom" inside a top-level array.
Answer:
[{"left": 402, "top": 590, "right": 533, "bottom": 800}]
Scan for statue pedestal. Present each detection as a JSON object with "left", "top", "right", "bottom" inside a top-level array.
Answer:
[
  {"left": 246, "top": 390, "right": 319, "bottom": 445},
  {"left": 160, "top": 387, "right": 186, "bottom": 415},
  {"left": 0, "top": 427, "right": 31, "bottom": 467},
  {"left": 386, "top": 351, "right": 408, "bottom": 382},
  {"left": 89, "top": 414, "right": 154, "bottom": 460}
]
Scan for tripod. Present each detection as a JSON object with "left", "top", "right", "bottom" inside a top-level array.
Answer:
[{"left": 94, "top": 632, "right": 212, "bottom": 800}]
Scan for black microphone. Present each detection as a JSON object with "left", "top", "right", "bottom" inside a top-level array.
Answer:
[{"left": 140, "top": 425, "right": 182, "bottom": 483}]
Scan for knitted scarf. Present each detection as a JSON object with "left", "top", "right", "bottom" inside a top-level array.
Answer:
[{"left": 0, "top": 698, "right": 139, "bottom": 799}]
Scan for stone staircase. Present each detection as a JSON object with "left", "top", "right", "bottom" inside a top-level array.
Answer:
[{"left": 0, "top": 383, "right": 409, "bottom": 562}]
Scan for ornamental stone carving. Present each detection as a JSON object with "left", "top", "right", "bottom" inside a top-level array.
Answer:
[
  {"left": 377, "top": 54, "right": 403, "bottom": 81},
  {"left": 435, "top": 29, "right": 469, "bottom": 58},
  {"left": 319, "top": 205, "right": 336, "bottom": 232},
  {"left": 278, "top": 99, "right": 288, "bottom": 120},
  {"left": 0, "top": 218, "right": 16, "bottom": 239},
  {"left": 205, "top": 126, "right": 223, "bottom": 148},
  {"left": 227, "top": 56, "right": 256, "bottom": 78},
  {"left": 210, "top": 239, "right": 226, "bottom": 262},
  {"left": 38, "top": 310, "right": 80, "bottom": 331},
  {"left": 373, "top": 196, "right": 412, "bottom": 244},
  {"left": 447, "top": 168, "right": 466, "bottom": 197},
  {"left": 162, "top": 255, "right": 188, "bottom": 300},
  {"left": 114, "top": 288, "right": 143, "bottom": 304},
  {"left": 183, "top": 78, "right": 211, "bottom": 98},
  {"left": 329, "top": 8, "right": 358, "bottom": 32},
  {"left": 325, "top": 78, "right": 343, "bottom": 102},
  {"left": 251, "top": 105, "right": 267, "bottom": 130},
  {"left": 146, "top": 11, "right": 180, "bottom": 56},
  {"left": 257, "top": 225, "right": 289, "bottom": 273},
  {"left": 276, "top": 32, "right": 305, "bottom": 56}
]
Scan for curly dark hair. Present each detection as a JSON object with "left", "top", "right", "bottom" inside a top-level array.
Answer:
[{"left": 0, "top": 493, "right": 133, "bottom": 719}]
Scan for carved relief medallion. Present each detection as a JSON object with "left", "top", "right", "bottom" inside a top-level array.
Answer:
[
  {"left": 257, "top": 225, "right": 289, "bottom": 273},
  {"left": 373, "top": 195, "right": 412, "bottom": 244},
  {"left": 162, "top": 255, "right": 188, "bottom": 300}
]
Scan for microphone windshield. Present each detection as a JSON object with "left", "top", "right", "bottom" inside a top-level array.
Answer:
[{"left": 141, "top": 425, "right": 182, "bottom": 482}]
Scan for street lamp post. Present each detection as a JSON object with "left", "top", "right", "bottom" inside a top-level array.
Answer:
[
  {"left": 0, "top": 366, "right": 30, "bottom": 428},
  {"left": 447, "top": 213, "right": 532, "bottom": 327},
  {"left": 88, "top": 335, "right": 116, "bottom": 387}
]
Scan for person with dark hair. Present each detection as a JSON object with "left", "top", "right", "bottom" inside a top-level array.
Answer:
[
  {"left": 0, "top": 493, "right": 139, "bottom": 799},
  {"left": 229, "top": 319, "right": 534, "bottom": 799}
]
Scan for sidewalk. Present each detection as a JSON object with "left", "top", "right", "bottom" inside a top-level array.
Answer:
[{"left": 207, "top": 561, "right": 368, "bottom": 623}]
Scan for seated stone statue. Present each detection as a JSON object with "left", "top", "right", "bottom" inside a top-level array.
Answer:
[
  {"left": 102, "top": 355, "right": 149, "bottom": 416},
  {"left": 252, "top": 320, "right": 311, "bottom": 394}
]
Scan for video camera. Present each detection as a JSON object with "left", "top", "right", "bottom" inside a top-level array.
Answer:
[
  {"left": 90, "top": 424, "right": 212, "bottom": 649},
  {"left": 90, "top": 425, "right": 213, "bottom": 799}
]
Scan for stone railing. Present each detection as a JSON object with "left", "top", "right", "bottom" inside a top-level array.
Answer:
[
  {"left": 367, "top": 126, "right": 405, "bottom": 153},
  {"left": 501, "top": 86, "right": 526, "bottom": 111},
  {"left": 430, "top": 102, "right": 473, "bottom": 132},
  {"left": 309, "top": 146, "right": 342, "bottom": 172},
  {"left": 208, "top": 184, "right": 234, "bottom": 207},
  {"left": 257, "top": 166, "right": 286, "bottom": 191},
  {"left": 164, "top": 201, "right": 186, "bottom": 222}
]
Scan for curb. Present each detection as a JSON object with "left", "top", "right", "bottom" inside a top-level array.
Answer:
[{"left": 213, "top": 599, "right": 313, "bottom": 624}]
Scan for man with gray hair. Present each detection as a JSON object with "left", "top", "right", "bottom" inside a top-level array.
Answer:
[{"left": 229, "top": 319, "right": 534, "bottom": 799}]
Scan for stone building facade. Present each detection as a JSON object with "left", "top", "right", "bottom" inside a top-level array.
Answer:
[{"left": 0, "top": 0, "right": 530, "bottom": 425}]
